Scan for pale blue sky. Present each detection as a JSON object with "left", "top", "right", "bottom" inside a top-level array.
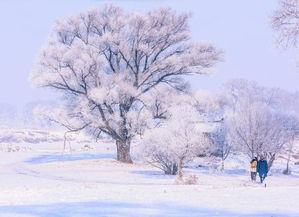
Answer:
[{"left": 0, "top": 0, "right": 298, "bottom": 109}]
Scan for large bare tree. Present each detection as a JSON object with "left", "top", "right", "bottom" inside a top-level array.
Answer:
[{"left": 30, "top": 5, "right": 221, "bottom": 163}]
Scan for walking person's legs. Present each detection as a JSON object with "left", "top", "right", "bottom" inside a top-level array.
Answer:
[
  {"left": 260, "top": 173, "right": 266, "bottom": 183},
  {"left": 260, "top": 174, "right": 263, "bottom": 183},
  {"left": 253, "top": 172, "right": 256, "bottom": 181}
]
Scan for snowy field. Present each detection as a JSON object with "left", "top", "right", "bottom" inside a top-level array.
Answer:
[{"left": 0, "top": 131, "right": 299, "bottom": 217}]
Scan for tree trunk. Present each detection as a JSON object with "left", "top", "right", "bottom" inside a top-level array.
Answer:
[
  {"left": 221, "top": 158, "right": 225, "bottom": 171},
  {"left": 177, "top": 159, "right": 183, "bottom": 181},
  {"left": 164, "top": 163, "right": 178, "bottom": 175},
  {"left": 116, "top": 140, "right": 133, "bottom": 163},
  {"left": 172, "top": 163, "right": 178, "bottom": 175},
  {"left": 268, "top": 153, "right": 276, "bottom": 171},
  {"left": 286, "top": 160, "right": 290, "bottom": 174},
  {"left": 284, "top": 152, "right": 291, "bottom": 175}
]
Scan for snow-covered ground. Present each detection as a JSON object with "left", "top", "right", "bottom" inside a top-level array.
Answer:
[{"left": 0, "top": 131, "right": 298, "bottom": 217}]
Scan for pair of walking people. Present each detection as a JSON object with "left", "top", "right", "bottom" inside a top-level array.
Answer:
[{"left": 250, "top": 157, "right": 268, "bottom": 184}]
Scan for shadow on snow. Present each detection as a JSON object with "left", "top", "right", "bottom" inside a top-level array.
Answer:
[
  {"left": 0, "top": 201, "right": 297, "bottom": 217},
  {"left": 130, "top": 170, "right": 174, "bottom": 180},
  {"left": 25, "top": 153, "right": 116, "bottom": 164}
]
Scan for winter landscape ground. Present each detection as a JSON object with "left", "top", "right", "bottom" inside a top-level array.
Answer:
[{"left": 0, "top": 129, "right": 298, "bottom": 217}]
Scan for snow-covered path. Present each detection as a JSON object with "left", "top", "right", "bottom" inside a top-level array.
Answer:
[{"left": 0, "top": 143, "right": 299, "bottom": 217}]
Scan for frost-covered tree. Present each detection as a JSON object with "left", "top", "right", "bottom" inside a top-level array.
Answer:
[
  {"left": 272, "top": 0, "right": 299, "bottom": 48},
  {"left": 227, "top": 102, "right": 284, "bottom": 161},
  {"left": 210, "top": 123, "right": 231, "bottom": 171},
  {"left": 278, "top": 114, "right": 299, "bottom": 173},
  {"left": 224, "top": 80, "right": 299, "bottom": 170},
  {"left": 222, "top": 79, "right": 282, "bottom": 112},
  {"left": 140, "top": 102, "right": 210, "bottom": 178},
  {"left": 283, "top": 140, "right": 297, "bottom": 174},
  {"left": 30, "top": 5, "right": 221, "bottom": 163}
]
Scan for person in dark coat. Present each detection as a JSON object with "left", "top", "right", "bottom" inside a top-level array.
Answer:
[{"left": 257, "top": 157, "right": 268, "bottom": 184}]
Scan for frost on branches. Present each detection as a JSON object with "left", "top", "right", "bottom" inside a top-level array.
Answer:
[
  {"left": 271, "top": 0, "right": 299, "bottom": 66},
  {"left": 272, "top": 0, "right": 299, "bottom": 48},
  {"left": 30, "top": 5, "right": 221, "bottom": 163},
  {"left": 210, "top": 123, "right": 231, "bottom": 171},
  {"left": 139, "top": 95, "right": 212, "bottom": 177},
  {"left": 224, "top": 80, "right": 299, "bottom": 170}
]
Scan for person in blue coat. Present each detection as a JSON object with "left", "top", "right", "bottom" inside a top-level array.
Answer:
[{"left": 257, "top": 157, "right": 268, "bottom": 184}]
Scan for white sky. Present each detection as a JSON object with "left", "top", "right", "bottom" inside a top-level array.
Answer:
[{"left": 0, "top": 0, "right": 298, "bottom": 109}]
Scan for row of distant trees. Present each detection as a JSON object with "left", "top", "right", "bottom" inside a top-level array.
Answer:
[
  {"left": 0, "top": 102, "right": 57, "bottom": 128},
  {"left": 29, "top": 2, "right": 299, "bottom": 177},
  {"left": 139, "top": 80, "right": 299, "bottom": 177}
]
